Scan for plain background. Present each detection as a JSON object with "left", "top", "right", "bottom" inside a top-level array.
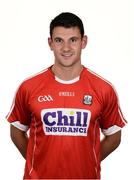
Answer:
[{"left": 0, "top": 0, "right": 133, "bottom": 179}]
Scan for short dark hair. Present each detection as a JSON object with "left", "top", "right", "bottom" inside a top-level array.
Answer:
[{"left": 50, "top": 12, "right": 84, "bottom": 38}]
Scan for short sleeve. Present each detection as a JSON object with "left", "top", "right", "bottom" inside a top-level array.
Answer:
[
  {"left": 99, "top": 85, "right": 127, "bottom": 136},
  {"left": 6, "top": 83, "right": 31, "bottom": 131}
]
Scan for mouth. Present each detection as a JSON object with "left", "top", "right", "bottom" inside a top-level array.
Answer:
[{"left": 61, "top": 53, "right": 73, "bottom": 58}]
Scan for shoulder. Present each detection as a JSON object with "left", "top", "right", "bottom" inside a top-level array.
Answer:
[
  {"left": 83, "top": 67, "right": 118, "bottom": 102},
  {"left": 24, "top": 68, "right": 49, "bottom": 83},
  {"left": 17, "top": 67, "right": 50, "bottom": 92},
  {"left": 84, "top": 67, "right": 115, "bottom": 91},
  {"left": 83, "top": 67, "right": 119, "bottom": 107}
]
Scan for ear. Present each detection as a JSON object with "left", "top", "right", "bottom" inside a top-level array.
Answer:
[
  {"left": 82, "top": 35, "right": 88, "bottom": 49},
  {"left": 48, "top": 37, "right": 53, "bottom": 50}
]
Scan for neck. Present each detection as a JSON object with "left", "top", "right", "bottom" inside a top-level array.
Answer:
[{"left": 51, "top": 64, "right": 83, "bottom": 81}]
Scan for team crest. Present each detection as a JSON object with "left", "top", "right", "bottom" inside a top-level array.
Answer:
[{"left": 83, "top": 95, "right": 92, "bottom": 105}]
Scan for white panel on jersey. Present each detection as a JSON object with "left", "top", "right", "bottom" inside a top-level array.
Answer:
[{"left": 41, "top": 108, "right": 91, "bottom": 136}]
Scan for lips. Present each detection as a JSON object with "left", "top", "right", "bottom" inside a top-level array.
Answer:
[{"left": 61, "top": 53, "right": 73, "bottom": 57}]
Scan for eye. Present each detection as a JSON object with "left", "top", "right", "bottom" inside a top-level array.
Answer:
[
  {"left": 70, "top": 37, "right": 78, "bottom": 43},
  {"left": 54, "top": 38, "right": 63, "bottom": 44}
]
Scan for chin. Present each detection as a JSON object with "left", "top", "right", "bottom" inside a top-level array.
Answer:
[{"left": 60, "top": 61, "right": 77, "bottom": 68}]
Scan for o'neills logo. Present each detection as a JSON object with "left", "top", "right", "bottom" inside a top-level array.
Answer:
[{"left": 41, "top": 108, "right": 91, "bottom": 136}]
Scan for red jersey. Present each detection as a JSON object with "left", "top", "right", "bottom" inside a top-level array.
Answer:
[{"left": 7, "top": 66, "right": 127, "bottom": 179}]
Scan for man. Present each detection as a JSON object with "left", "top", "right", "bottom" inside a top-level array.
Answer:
[{"left": 7, "top": 12, "right": 127, "bottom": 179}]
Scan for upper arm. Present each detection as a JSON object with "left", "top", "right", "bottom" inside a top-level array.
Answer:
[
  {"left": 100, "top": 85, "right": 127, "bottom": 136},
  {"left": 10, "top": 124, "right": 27, "bottom": 142},
  {"left": 7, "top": 83, "right": 31, "bottom": 131},
  {"left": 104, "top": 130, "right": 121, "bottom": 145}
]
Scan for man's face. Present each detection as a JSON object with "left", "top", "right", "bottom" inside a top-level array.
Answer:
[{"left": 48, "top": 26, "right": 87, "bottom": 68}]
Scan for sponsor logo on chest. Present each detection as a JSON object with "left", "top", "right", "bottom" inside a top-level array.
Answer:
[{"left": 41, "top": 108, "right": 91, "bottom": 136}]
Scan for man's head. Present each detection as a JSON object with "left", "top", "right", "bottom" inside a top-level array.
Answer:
[
  {"left": 48, "top": 12, "right": 87, "bottom": 69},
  {"left": 50, "top": 12, "right": 84, "bottom": 38}
]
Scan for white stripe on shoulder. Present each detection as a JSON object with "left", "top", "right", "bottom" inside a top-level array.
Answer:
[
  {"left": 11, "top": 121, "right": 29, "bottom": 131},
  {"left": 118, "top": 108, "right": 127, "bottom": 125},
  {"left": 86, "top": 68, "right": 113, "bottom": 86},
  {"left": 87, "top": 68, "right": 120, "bottom": 100},
  {"left": 22, "top": 68, "right": 48, "bottom": 82},
  {"left": 6, "top": 68, "right": 48, "bottom": 120},
  {"left": 87, "top": 68, "right": 127, "bottom": 124}
]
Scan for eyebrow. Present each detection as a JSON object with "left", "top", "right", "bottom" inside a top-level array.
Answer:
[{"left": 53, "top": 36, "right": 80, "bottom": 40}]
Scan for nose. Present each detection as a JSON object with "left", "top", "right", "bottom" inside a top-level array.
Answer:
[{"left": 62, "top": 42, "right": 71, "bottom": 51}]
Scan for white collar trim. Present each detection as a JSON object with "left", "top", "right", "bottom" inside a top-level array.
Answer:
[{"left": 55, "top": 76, "right": 80, "bottom": 84}]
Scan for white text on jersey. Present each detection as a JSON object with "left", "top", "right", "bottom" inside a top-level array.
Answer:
[
  {"left": 59, "top": 91, "right": 75, "bottom": 97},
  {"left": 38, "top": 95, "right": 53, "bottom": 102}
]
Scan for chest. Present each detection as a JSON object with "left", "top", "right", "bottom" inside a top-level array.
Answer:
[{"left": 27, "top": 82, "right": 102, "bottom": 136}]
